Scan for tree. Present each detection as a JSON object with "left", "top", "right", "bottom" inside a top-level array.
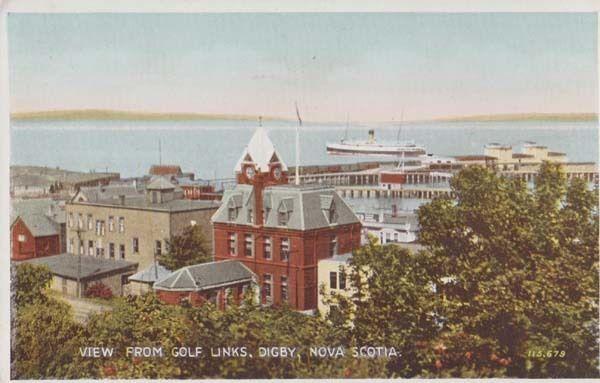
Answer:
[
  {"left": 158, "top": 225, "right": 211, "bottom": 270},
  {"left": 322, "top": 238, "right": 441, "bottom": 377},
  {"left": 12, "top": 263, "right": 53, "bottom": 309},
  {"left": 416, "top": 163, "right": 598, "bottom": 377}
]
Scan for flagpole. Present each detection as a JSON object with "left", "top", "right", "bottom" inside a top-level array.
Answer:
[{"left": 294, "top": 102, "right": 302, "bottom": 186}]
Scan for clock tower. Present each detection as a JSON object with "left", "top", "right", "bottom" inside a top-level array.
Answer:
[{"left": 234, "top": 127, "right": 288, "bottom": 225}]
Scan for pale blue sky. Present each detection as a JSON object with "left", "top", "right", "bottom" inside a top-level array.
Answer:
[{"left": 8, "top": 13, "right": 598, "bottom": 121}]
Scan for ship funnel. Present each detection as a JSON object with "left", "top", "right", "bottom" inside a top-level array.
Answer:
[{"left": 368, "top": 129, "right": 375, "bottom": 143}]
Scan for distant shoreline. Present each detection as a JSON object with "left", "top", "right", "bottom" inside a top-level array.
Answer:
[
  {"left": 10, "top": 109, "right": 598, "bottom": 123},
  {"left": 10, "top": 109, "right": 288, "bottom": 122}
]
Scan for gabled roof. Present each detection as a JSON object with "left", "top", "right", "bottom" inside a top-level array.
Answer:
[
  {"left": 16, "top": 214, "right": 61, "bottom": 237},
  {"left": 234, "top": 127, "right": 288, "bottom": 173},
  {"left": 73, "top": 184, "right": 140, "bottom": 203},
  {"left": 153, "top": 260, "right": 256, "bottom": 291},
  {"left": 128, "top": 263, "right": 172, "bottom": 283},
  {"left": 146, "top": 176, "right": 176, "bottom": 190}
]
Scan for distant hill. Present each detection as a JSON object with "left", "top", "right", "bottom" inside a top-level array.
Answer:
[
  {"left": 10, "top": 109, "right": 288, "bottom": 122},
  {"left": 432, "top": 113, "right": 597, "bottom": 122}
]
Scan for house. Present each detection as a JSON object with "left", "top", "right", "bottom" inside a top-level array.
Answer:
[
  {"left": 154, "top": 259, "right": 258, "bottom": 308},
  {"left": 212, "top": 127, "right": 362, "bottom": 312},
  {"left": 21, "top": 253, "right": 138, "bottom": 297},
  {"left": 65, "top": 176, "right": 219, "bottom": 271},
  {"left": 127, "top": 262, "right": 172, "bottom": 295},
  {"left": 357, "top": 211, "right": 419, "bottom": 244},
  {"left": 317, "top": 253, "right": 352, "bottom": 316},
  {"left": 11, "top": 199, "right": 66, "bottom": 260}
]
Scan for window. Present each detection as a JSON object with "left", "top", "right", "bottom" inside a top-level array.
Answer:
[
  {"left": 228, "top": 232, "right": 237, "bottom": 256},
  {"left": 17, "top": 234, "right": 26, "bottom": 242},
  {"left": 394, "top": 232, "right": 399, "bottom": 242},
  {"left": 119, "top": 244, "right": 125, "bottom": 259},
  {"left": 280, "top": 276, "right": 288, "bottom": 302},
  {"left": 280, "top": 237, "right": 290, "bottom": 261},
  {"left": 109, "top": 243, "right": 115, "bottom": 259},
  {"left": 132, "top": 237, "right": 139, "bottom": 253},
  {"left": 88, "top": 240, "right": 94, "bottom": 256},
  {"left": 263, "top": 237, "right": 272, "bottom": 260},
  {"left": 96, "top": 241, "right": 104, "bottom": 257},
  {"left": 247, "top": 208, "right": 253, "bottom": 223},
  {"left": 151, "top": 191, "right": 158, "bottom": 204},
  {"left": 263, "top": 274, "right": 273, "bottom": 304},
  {"left": 244, "top": 234, "right": 254, "bottom": 257},
  {"left": 96, "top": 220, "right": 101, "bottom": 235},
  {"left": 329, "top": 208, "right": 336, "bottom": 223},
  {"left": 68, "top": 238, "right": 74, "bottom": 253},
  {"left": 190, "top": 220, "right": 197, "bottom": 226},
  {"left": 155, "top": 240, "right": 162, "bottom": 256},
  {"left": 87, "top": 214, "right": 93, "bottom": 230},
  {"left": 329, "top": 272, "right": 338, "bottom": 289},
  {"left": 68, "top": 213, "right": 73, "bottom": 228},
  {"left": 118, "top": 217, "right": 125, "bottom": 233},
  {"left": 278, "top": 211, "right": 289, "bottom": 226},
  {"left": 108, "top": 216, "right": 114, "bottom": 232},
  {"left": 385, "top": 232, "right": 391, "bottom": 243},
  {"left": 101, "top": 221, "right": 105, "bottom": 236},
  {"left": 228, "top": 207, "right": 238, "bottom": 221},
  {"left": 78, "top": 214, "right": 83, "bottom": 229},
  {"left": 329, "top": 236, "right": 337, "bottom": 257},
  {"left": 339, "top": 270, "right": 347, "bottom": 290},
  {"left": 79, "top": 240, "right": 84, "bottom": 255}
]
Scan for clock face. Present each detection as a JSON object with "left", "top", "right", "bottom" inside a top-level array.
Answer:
[
  {"left": 273, "top": 167, "right": 282, "bottom": 180},
  {"left": 245, "top": 166, "right": 256, "bottom": 179}
]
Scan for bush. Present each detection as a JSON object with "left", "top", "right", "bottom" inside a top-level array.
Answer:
[{"left": 85, "top": 282, "right": 113, "bottom": 299}]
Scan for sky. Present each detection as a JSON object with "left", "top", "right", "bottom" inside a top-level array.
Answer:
[{"left": 7, "top": 13, "right": 598, "bottom": 122}]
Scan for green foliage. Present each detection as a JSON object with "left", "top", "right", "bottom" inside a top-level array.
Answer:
[
  {"left": 158, "top": 225, "right": 212, "bottom": 270},
  {"left": 13, "top": 263, "right": 53, "bottom": 309},
  {"left": 415, "top": 163, "right": 598, "bottom": 377},
  {"left": 12, "top": 294, "right": 83, "bottom": 379}
]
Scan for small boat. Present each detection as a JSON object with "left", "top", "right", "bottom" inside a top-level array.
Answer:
[{"left": 327, "top": 129, "right": 427, "bottom": 157}]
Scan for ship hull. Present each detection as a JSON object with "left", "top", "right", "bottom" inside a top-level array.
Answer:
[{"left": 326, "top": 143, "right": 426, "bottom": 156}]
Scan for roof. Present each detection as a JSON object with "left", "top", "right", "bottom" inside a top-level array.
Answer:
[
  {"left": 548, "top": 152, "right": 566, "bottom": 157},
  {"left": 11, "top": 199, "right": 66, "bottom": 236},
  {"left": 128, "top": 263, "right": 172, "bottom": 283},
  {"left": 512, "top": 153, "right": 534, "bottom": 159},
  {"left": 11, "top": 174, "right": 52, "bottom": 188},
  {"left": 22, "top": 253, "right": 138, "bottom": 281},
  {"left": 212, "top": 183, "right": 360, "bottom": 230},
  {"left": 146, "top": 176, "right": 176, "bottom": 190},
  {"left": 320, "top": 252, "right": 353, "bottom": 264},
  {"left": 234, "top": 127, "right": 288, "bottom": 173},
  {"left": 453, "top": 155, "right": 497, "bottom": 161},
  {"left": 70, "top": 195, "right": 219, "bottom": 213},
  {"left": 16, "top": 214, "right": 61, "bottom": 237},
  {"left": 73, "top": 184, "right": 141, "bottom": 203},
  {"left": 153, "top": 260, "right": 256, "bottom": 291},
  {"left": 149, "top": 165, "right": 182, "bottom": 176}
]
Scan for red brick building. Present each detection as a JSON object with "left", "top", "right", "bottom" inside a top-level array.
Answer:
[
  {"left": 211, "top": 128, "right": 362, "bottom": 312},
  {"left": 154, "top": 260, "right": 257, "bottom": 309}
]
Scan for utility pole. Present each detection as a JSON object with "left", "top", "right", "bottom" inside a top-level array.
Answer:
[
  {"left": 294, "top": 102, "right": 302, "bottom": 186},
  {"left": 74, "top": 226, "right": 83, "bottom": 298}
]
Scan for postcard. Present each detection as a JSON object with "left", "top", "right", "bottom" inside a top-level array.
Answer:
[{"left": 3, "top": 3, "right": 599, "bottom": 380}]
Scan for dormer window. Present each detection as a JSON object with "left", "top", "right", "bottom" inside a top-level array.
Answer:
[
  {"left": 228, "top": 207, "right": 239, "bottom": 221},
  {"left": 328, "top": 202, "right": 337, "bottom": 223},
  {"left": 278, "top": 211, "right": 289, "bottom": 226},
  {"left": 320, "top": 194, "right": 337, "bottom": 224},
  {"left": 277, "top": 198, "right": 294, "bottom": 226},
  {"left": 227, "top": 194, "right": 243, "bottom": 221}
]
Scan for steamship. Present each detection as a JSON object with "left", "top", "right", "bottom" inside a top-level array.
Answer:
[{"left": 326, "top": 129, "right": 427, "bottom": 157}]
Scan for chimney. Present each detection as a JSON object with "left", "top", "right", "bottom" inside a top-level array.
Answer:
[
  {"left": 119, "top": 195, "right": 126, "bottom": 206},
  {"left": 391, "top": 204, "right": 397, "bottom": 217}
]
